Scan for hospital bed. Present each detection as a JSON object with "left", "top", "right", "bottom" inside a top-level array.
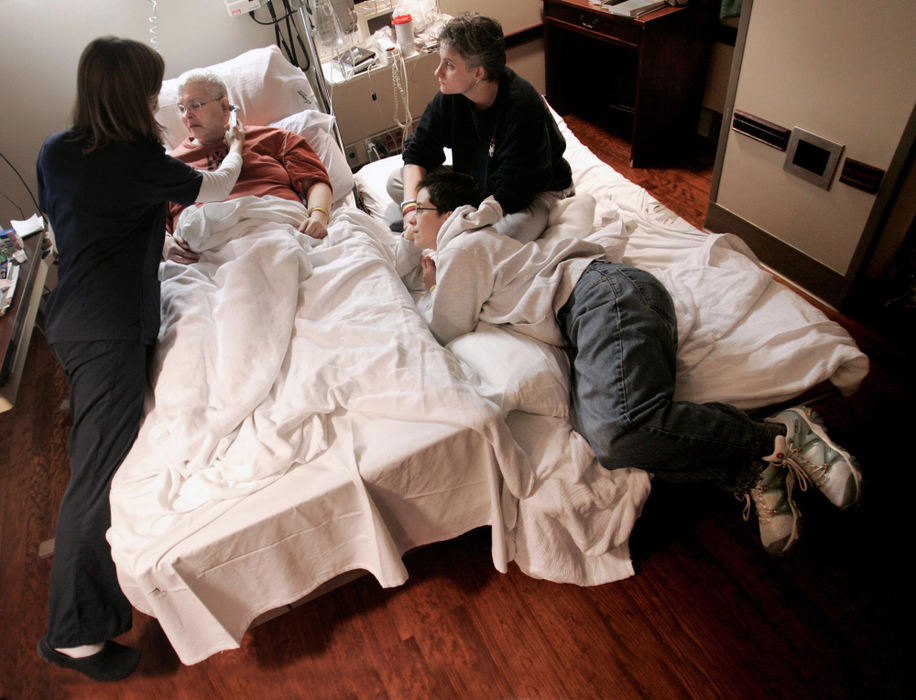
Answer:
[{"left": 107, "top": 46, "right": 868, "bottom": 665}]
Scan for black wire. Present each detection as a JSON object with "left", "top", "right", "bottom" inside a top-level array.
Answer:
[
  {"left": 1, "top": 191, "right": 25, "bottom": 219},
  {"left": 0, "top": 151, "right": 40, "bottom": 213},
  {"left": 246, "top": 1, "right": 297, "bottom": 24},
  {"left": 279, "top": 0, "right": 299, "bottom": 67},
  {"left": 246, "top": 0, "right": 312, "bottom": 71},
  {"left": 283, "top": 0, "right": 310, "bottom": 71}
]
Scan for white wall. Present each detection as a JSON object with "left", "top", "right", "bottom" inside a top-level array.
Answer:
[
  {"left": 438, "top": 0, "right": 542, "bottom": 34},
  {"left": 0, "top": 0, "right": 279, "bottom": 226},
  {"left": 714, "top": 0, "right": 916, "bottom": 276}
]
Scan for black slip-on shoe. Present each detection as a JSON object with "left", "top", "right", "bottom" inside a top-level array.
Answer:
[{"left": 37, "top": 636, "right": 140, "bottom": 681}]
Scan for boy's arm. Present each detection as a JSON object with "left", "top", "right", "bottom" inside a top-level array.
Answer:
[{"left": 425, "top": 247, "right": 492, "bottom": 346}]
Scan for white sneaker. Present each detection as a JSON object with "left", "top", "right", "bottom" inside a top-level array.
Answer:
[
  {"left": 743, "top": 462, "right": 803, "bottom": 555},
  {"left": 766, "top": 407, "right": 863, "bottom": 509}
]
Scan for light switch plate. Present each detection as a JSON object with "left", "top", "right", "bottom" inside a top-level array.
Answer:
[{"left": 783, "top": 127, "right": 844, "bottom": 189}]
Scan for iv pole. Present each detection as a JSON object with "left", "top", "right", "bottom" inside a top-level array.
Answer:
[
  {"left": 294, "top": 3, "right": 344, "bottom": 152},
  {"left": 293, "top": 1, "right": 360, "bottom": 205}
]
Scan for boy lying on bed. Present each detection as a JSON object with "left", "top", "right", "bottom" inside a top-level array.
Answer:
[
  {"left": 409, "top": 170, "right": 862, "bottom": 555},
  {"left": 162, "top": 69, "right": 332, "bottom": 264}
]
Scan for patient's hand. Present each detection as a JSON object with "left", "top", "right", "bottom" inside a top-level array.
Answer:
[
  {"left": 163, "top": 235, "right": 200, "bottom": 264},
  {"left": 299, "top": 212, "right": 328, "bottom": 239},
  {"left": 421, "top": 256, "right": 437, "bottom": 290}
]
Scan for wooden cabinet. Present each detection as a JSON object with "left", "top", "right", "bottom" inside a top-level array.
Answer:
[{"left": 543, "top": 0, "right": 714, "bottom": 166}]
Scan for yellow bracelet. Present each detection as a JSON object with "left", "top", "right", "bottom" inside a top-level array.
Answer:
[
  {"left": 308, "top": 205, "right": 329, "bottom": 219},
  {"left": 428, "top": 284, "right": 436, "bottom": 292}
]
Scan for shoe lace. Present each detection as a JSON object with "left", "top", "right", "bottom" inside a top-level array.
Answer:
[
  {"left": 740, "top": 463, "right": 806, "bottom": 550},
  {"left": 776, "top": 453, "right": 812, "bottom": 494}
]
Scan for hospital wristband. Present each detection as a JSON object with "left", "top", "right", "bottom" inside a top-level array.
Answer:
[{"left": 308, "top": 206, "right": 329, "bottom": 219}]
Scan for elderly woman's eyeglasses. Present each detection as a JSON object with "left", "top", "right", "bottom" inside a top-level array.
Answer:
[{"left": 177, "top": 99, "right": 220, "bottom": 115}]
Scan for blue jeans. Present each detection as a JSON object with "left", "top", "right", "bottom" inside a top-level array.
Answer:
[{"left": 558, "top": 261, "right": 783, "bottom": 492}]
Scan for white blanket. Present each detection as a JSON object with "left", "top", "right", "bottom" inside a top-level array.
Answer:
[
  {"left": 360, "top": 138, "right": 869, "bottom": 587},
  {"left": 112, "top": 195, "right": 533, "bottom": 562}
]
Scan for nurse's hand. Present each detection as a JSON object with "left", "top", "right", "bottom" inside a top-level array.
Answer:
[
  {"left": 225, "top": 119, "right": 245, "bottom": 155},
  {"left": 162, "top": 235, "right": 200, "bottom": 264}
]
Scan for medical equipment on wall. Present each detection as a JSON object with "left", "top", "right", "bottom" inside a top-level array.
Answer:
[
  {"left": 310, "top": 0, "right": 346, "bottom": 60},
  {"left": 221, "top": 1, "right": 345, "bottom": 154},
  {"left": 355, "top": 1, "right": 394, "bottom": 43},
  {"left": 224, "top": 0, "right": 263, "bottom": 17}
]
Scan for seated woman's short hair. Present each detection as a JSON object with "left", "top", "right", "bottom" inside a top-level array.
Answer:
[{"left": 438, "top": 13, "right": 506, "bottom": 81}]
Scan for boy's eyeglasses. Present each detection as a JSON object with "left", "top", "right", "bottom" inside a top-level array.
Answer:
[{"left": 414, "top": 205, "right": 439, "bottom": 215}]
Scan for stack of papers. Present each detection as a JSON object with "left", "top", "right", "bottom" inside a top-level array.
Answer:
[
  {"left": 11, "top": 213, "right": 44, "bottom": 239},
  {"left": 605, "top": 0, "right": 668, "bottom": 17},
  {"left": 0, "top": 261, "right": 20, "bottom": 315},
  {"left": 0, "top": 228, "right": 24, "bottom": 315}
]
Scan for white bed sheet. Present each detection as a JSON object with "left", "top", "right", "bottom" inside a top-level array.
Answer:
[
  {"left": 353, "top": 112, "right": 869, "bottom": 407},
  {"left": 352, "top": 108, "right": 869, "bottom": 586},
  {"left": 109, "top": 199, "right": 532, "bottom": 664},
  {"left": 109, "top": 104, "right": 870, "bottom": 665}
]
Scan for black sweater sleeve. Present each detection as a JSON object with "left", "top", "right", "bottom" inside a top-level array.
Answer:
[{"left": 402, "top": 93, "right": 450, "bottom": 171}]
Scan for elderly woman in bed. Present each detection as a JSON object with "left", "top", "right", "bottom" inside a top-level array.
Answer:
[
  {"left": 413, "top": 170, "right": 863, "bottom": 557},
  {"left": 163, "top": 69, "right": 333, "bottom": 264}
]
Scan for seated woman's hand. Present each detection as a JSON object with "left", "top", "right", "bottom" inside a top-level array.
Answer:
[{"left": 162, "top": 234, "right": 200, "bottom": 264}]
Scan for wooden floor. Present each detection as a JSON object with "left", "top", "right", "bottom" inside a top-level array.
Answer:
[{"left": 2, "top": 116, "right": 913, "bottom": 699}]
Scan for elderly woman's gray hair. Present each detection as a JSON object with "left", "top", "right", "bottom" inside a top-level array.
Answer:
[
  {"left": 176, "top": 69, "right": 228, "bottom": 99},
  {"left": 438, "top": 13, "right": 506, "bottom": 81}
]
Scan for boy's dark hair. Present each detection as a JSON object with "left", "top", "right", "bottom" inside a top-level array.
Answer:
[
  {"left": 419, "top": 171, "right": 483, "bottom": 214},
  {"left": 438, "top": 14, "right": 506, "bottom": 81}
]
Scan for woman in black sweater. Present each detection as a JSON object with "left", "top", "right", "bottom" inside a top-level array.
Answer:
[{"left": 392, "top": 13, "right": 572, "bottom": 243}]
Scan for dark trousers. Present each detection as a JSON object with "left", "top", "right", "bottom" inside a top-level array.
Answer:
[
  {"left": 559, "top": 261, "right": 784, "bottom": 493},
  {"left": 46, "top": 340, "right": 149, "bottom": 647}
]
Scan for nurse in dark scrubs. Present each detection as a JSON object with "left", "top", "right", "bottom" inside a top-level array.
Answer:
[{"left": 35, "top": 36, "right": 244, "bottom": 681}]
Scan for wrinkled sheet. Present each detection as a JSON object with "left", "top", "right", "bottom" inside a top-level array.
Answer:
[
  {"left": 353, "top": 111, "right": 868, "bottom": 587},
  {"left": 109, "top": 196, "right": 533, "bottom": 663}
]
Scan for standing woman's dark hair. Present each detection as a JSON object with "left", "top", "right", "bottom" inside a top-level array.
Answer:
[
  {"left": 438, "top": 13, "right": 506, "bottom": 81},
  {"left": 73, "top": 36, "right": 165, "bottom": 152}
]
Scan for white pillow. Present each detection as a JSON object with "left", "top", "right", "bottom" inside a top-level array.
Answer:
[
  {"left": 447, "top": 322, "right": 571, "bottom": 418},
  {"left": 270, "top": 110, "right": 354, "bottom": 203},
  {"left": 156, "top": 45, "right": 318, "bottom": 150}
]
